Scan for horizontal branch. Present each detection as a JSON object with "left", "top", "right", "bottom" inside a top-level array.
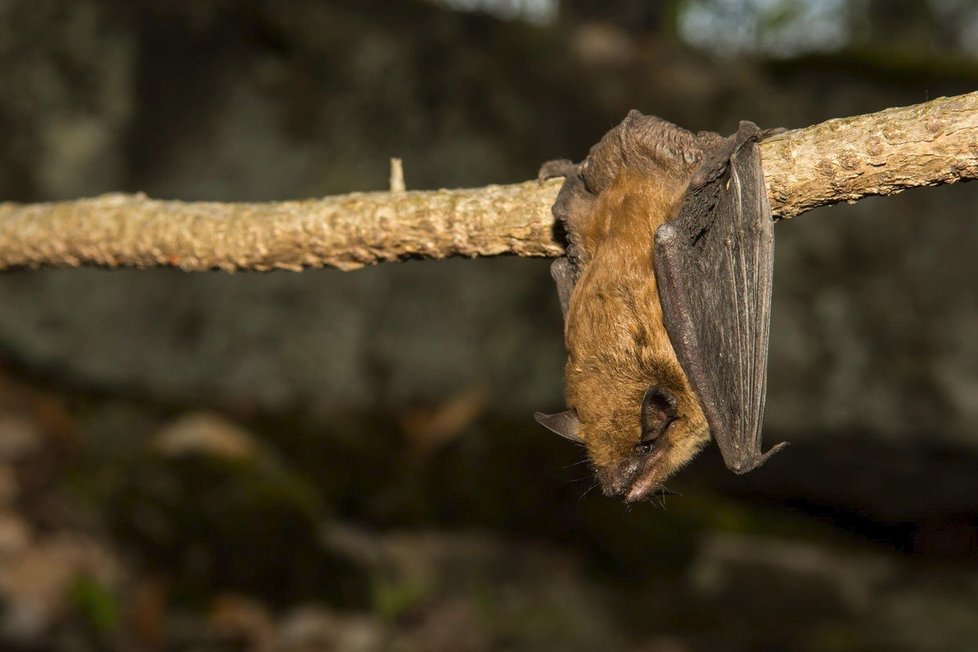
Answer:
[
  {"left": 760, "top": 91, "right": 978, "bottom": 218},
  {"left": 1, "top": 92, "right": 976, "bottom": 272}
]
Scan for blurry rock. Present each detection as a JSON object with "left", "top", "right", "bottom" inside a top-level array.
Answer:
[
  {"left": 0, "top": 511, "right": 30, "bottom": 557},
  {"left": 573, "top": 23, "right": 636, "bottom": 66},
  {"left": 0, "top": 415, "right": 41, "bottom": 462},
  {"left": 389, "top": 598, "right": 490, "bottom": 652},
  {"left": 688, "top": 533, "right": 895, "bottom": 617},
  {"left": 320, "top": 524, "right": 625, "bottom": 651},
  {"left": 0, "top": 465, "right": 19, "bottom": 506},
  {"left": 399, "top": 385, "right": 488, "bottom": 456},
  {"left": 274, "top": 606, "right": 382, "bottom": 652},
  {"left": 0, "top": 0, "right": 132, "bottom": 200},
  {"left": 152, "top": 412, "right": 257, "bottom": 461},
  {"left": 0, "top": 533, "right": 122, "bottom": 642},
  {"left": 128, "top": 578, "right": 167, "bottom": 652},
  {"left": 766, "top": 184, "right": 978, "bottom": 449},
  {"left": 210, "top": 593, "right": 275, "bottom": 650},
  {"left": 629, "top": 637, "right": 693, "bottom": 652},
  {"left": 873, "top": 580, "right": 978, "bottom": 652},
  {"left": 30, "top": 393, "right": 78, "bottom": 444}
]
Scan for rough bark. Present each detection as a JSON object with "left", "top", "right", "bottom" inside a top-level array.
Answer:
[
  {"left": 761, "top": 91, "right": 978, "bottom": 218},
  {"left": 1, "top": 92, "right": 976, "bottom": 272}
]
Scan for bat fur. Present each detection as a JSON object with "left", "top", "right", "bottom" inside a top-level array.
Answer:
[{"left": 537, "top": 111, "right": 780, "bottom": 502}]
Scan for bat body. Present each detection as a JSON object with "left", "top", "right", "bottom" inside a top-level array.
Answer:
[{"left": 536, "top": 111, "right": 786, "bottom": 502}]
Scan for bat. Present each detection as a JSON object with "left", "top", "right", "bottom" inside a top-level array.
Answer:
[{"left": 535, "top": 111, "right": 787, "bottom": 502}]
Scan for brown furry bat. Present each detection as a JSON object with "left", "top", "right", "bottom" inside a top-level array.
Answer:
[{"left": 537, "top": 111, "right": 787, "bottom": 502}]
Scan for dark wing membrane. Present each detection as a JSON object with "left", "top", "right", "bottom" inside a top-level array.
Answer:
[
  {"left": 550, "top": 257, "right": 575, "bottom": 320},
  {"left": 653, "top": 122, "right": 787, "bottom": 474},
  {"left": 538, "top": 160, "right": 590, "bottom": 322}
]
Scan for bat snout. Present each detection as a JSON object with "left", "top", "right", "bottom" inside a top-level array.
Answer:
[{"left": 597, "top": 447, "right": 669, "bottom": 503}]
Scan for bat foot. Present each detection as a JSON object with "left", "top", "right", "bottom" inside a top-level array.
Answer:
[
  {"left": 727, "top": 441, "right": 789, "bottom": 475},
  {"left": 538, "top": 159, "right": 579, "bottom": 181}
]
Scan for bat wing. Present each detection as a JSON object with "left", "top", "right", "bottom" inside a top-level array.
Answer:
[
  {"left": 549, "top": 257, "right": 575, "bottom": 319},
  {"left": 538, "top": 159, "right": 591, "bottom": 323},
  {"left": 653, "top": 122, "right": 787, "bottom": 474}
]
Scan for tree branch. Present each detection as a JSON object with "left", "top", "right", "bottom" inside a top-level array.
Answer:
[{"left": 1, "top": 92, "right": 976, "bottom": 272}]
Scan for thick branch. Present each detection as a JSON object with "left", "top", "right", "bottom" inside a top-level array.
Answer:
[
  {"left": 1, "top": 92, "right": 976, "bottom": 272},
  {"left": 760, "top": 91, "right": 978, "bottom": 218}
]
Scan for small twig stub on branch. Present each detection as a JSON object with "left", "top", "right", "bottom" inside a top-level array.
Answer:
[{"left": 389, "top": 158, "right": 406, "bottom": 193}]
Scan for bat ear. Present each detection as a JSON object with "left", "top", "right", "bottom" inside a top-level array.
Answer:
[
  {"left": 534, "top": 410, "right": 583, "bottom": 443},
  {"left": 641, "top": 386, "right": 678, "bottom": 440}
]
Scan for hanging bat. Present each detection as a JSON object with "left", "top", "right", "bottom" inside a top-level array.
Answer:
[{"left": 536, "top": 111, "right": 787, "bottom": 502}]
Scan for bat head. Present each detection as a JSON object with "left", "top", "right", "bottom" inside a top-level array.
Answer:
[
  {"left": 537, "top": 377, "right": 709, "bottom": 503},
  {"left": 566, "top": 350, "right": 709, "bottom": 502}
]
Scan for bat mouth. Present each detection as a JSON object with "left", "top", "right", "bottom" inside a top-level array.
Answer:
[
  {"left": 624, "top": 449, "right": 668, "bottom": 502},
  {"left": 598, "top": 446, "right": 671, "bottom": 503}
]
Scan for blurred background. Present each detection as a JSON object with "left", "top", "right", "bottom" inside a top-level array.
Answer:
[{"left": 1, "top": 0, "right": 977, "bottom": 650}]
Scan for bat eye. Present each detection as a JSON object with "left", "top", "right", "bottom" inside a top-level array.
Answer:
[
  {"left": 636, "top": 416, "right": 675, "bottom": 455},
  {"left": 641, "top": 386, "right": 678, "bottom": 442}
]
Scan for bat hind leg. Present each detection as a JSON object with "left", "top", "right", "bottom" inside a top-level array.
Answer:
[
  {"left": 729, "top": 441, "right": 790, "bottom": 475},
  {"left": 538, "top": 159, "right": 579, "bottom": 181}
]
